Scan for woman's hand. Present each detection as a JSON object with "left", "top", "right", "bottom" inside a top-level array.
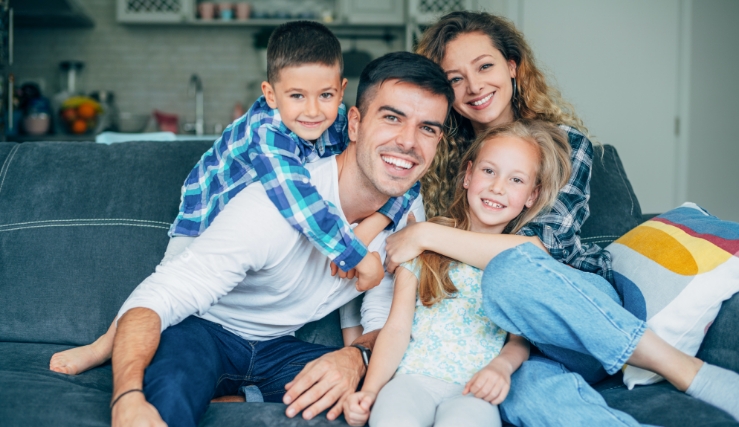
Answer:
[
  {"left": 385, "top": 213, "right": 426, "bottom": 273},
  {"left": 463, "top": 358, "right": 513, "bottom": 405},
  {"left": 343, "top": 390, "right": 376, "bottom": 426}
]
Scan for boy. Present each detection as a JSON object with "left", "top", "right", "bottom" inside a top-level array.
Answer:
[
  {"left": 172, "top": 20, "right": 417, "bottom": 288},
  {"left": 49, "top": 20, "right": 419, "bottom": 376}
]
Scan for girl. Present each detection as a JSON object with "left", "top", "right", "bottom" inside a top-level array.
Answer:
[
  {"left": 384, "top": 10, "right": 739, "bottom": 425},
  {"left": 343, "top": 120, "right": 572, "bottom": 427}
]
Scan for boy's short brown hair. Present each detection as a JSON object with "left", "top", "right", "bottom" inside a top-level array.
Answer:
[{"left": 267, "top": 21, "right": 343, "bottom": 83}]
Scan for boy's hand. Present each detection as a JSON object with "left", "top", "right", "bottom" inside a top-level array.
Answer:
[
  {"left": 343, "top": 391, "right": 376, "bottom": 427},
  {"left": 330, "top": 262, "right": 357, "bottom": 280},
  {"left": 463, "top": 358, "right": 513, "bottom": 405},
  {"left": 354, "top": 252, "right": 384, "bottom": 292}
]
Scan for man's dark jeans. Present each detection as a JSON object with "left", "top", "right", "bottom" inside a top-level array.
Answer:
[{"left": 143, "top": 316, "right": 339, "bottom": 427}]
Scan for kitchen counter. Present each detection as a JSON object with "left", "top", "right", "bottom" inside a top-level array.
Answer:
[{"left": 7, "top": 134, "right": 220, "bottom": 143}]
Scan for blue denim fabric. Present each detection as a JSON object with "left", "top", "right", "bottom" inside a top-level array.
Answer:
[
  {"left": 143, "top": 316, "right": 339, "bottom": 427},
  {"left": 482, "top": 243, "right": 648, "bottom": 426}
]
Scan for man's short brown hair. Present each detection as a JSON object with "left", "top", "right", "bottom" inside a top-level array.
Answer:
[{"left": 267, "top": 21, "right": 343, "bottom": 83}]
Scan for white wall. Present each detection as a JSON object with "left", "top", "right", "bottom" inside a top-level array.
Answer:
[
  {"left": 686, "top": 0, "right": 739, "bottom": 222},
  {"left": 504, "top": 0, "right": 683, "bottom": 215},
  {"left": 495, "top": 0, "right": 739, "bottom": 220}
]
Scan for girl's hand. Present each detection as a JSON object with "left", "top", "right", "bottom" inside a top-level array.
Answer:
[
  {"left": 343, "top": 391, "right": 376, "bottom": 427},
  {"left": 385, "top": 213, "right": 425, "bottom": 273},
  {"left": 463, "top": 358, "right": 513, "bottom": 405}
]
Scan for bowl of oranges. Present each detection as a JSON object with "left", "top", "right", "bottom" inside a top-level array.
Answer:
[{"left": 59, "top": 96, "right": 103, "bottom": 135}]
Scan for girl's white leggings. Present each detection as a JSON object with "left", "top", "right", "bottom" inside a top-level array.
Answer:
[{"left": 369, "top": 374, "right": 502, "bottom": 427}]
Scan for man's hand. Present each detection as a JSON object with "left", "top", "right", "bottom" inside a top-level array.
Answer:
[
  {"left": 112, "top": 390, "right": 167, "bottom": 427},
  {"left": 384, "top": 213, "right": 425, "bottom": 273},
  {"left": 463, "top": 358, "right": 513, "bottom": 405},
  {"left": 354, "top": 252, "right": 384, "bottom": 292},
  {"left": 343, "top": 391, "right": 376, "bottom": 427},
  {"left": 283, "top": 346, "right": 365, "bottom": 421}
]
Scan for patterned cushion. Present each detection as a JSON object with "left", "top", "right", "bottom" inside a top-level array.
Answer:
[{"left": 606, "top": 202, "right": 739, "bottom": 388}]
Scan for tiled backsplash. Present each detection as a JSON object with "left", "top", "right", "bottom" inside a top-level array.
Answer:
[{"left": 13, "top": 0, "right": 402, "bottom": 133}]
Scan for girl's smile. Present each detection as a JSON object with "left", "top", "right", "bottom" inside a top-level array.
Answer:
[{"left": 464, "top": 135, "right": 540, "bottom": 234}]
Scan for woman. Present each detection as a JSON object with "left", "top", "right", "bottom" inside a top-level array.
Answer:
[{"left": 385, "top": 11, "right": 739, "bottom": 425}]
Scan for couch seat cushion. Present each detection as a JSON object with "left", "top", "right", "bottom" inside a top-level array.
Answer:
[
  {"left": 594, "top": 373, "right": 739, "bottom": 426},
  {"left": 0, "top": 342, "right": 112, "bottom": 427}
]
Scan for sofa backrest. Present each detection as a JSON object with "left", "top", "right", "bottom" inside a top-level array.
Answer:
[
  {"left": 2, "top": 140, "right": 733, "bottom": 367},
  {"left": 0, "top": 141, "right": 656, "bottom": 346},
  {"left": 0, "top": 140, "right": 346, "bottom": 348},
  {"left": 581, "top": 144, "right": 643, "bottom": 247},
  {"left": 0, "top": 141, "right": 212, "bottom": 345}
]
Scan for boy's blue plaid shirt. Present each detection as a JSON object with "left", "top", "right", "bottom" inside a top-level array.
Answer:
[{"left": 170, "top": 96, "right": 420, "bottom": 271}]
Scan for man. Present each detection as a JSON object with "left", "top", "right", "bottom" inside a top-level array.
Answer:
[{"left": 110, "top": 52, "right": 453, "bottom": 427}]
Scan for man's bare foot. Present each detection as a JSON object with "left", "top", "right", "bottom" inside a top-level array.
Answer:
[{"left": 49, "top": 343, "right": 109, "bottom": 375}]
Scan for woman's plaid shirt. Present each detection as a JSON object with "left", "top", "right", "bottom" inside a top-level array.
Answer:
[{"left": 516, "top": 126, "right": 614, "bottom": 284}]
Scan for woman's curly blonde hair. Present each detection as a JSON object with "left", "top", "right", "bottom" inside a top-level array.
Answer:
[{"left": 416, "top": 11, "right": 589, "bottom": 218}]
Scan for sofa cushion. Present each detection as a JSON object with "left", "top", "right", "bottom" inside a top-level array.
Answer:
[
  {"left": 580, "top": 144, "right": 643, "bottom": 247},
  {"left": 3, "top": 341, "right": 735, "bottom": 427},
  {"left": 0, "top": 142, "right": 15, "bottom": 171},
  {"left": 0, "top": 140, "right": 212, "bottom": 345},
  {"left": 697, "top": 292, "right": 739, "bottom": 373},
  {"left": 607, "top": 203, "right": 739, "bottom": 388},
  {"left": 594, "top": 374, "right": 739, "bottom": 426},
  {"left": 0, "top": 342, "right": 112, "bottom": 427},
  {"left": 0, "top": 341, "right": 350, "bottom": 427}
]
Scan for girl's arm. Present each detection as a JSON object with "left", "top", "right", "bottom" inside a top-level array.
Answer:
[
  {"left": 464, "top": 334, "right": 530, "bottom": 404},
  {"left": 385, "top": 221, "right": 546, "bottom": 272},
  {"left": 362, "top": 266, "right": 418, "bottom": 394},
  {"left": 343, "top": 267, "right": 418, "bottom": 426},
  {"left": 342, "top": 326, "right": 363, "bottom": 347}
]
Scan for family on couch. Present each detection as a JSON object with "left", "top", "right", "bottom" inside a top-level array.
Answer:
[{"left": 48, "top": 13, "right": 739, "bottom": 427}]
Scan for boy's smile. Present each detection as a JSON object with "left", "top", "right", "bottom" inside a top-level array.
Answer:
[{"left": 262, "top": 63, "right": 347, "bottom": 142}]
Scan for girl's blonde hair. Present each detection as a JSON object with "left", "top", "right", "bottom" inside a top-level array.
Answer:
[
  {"left": 416, "top": 120, "right": 571, "bottom": 306},
  {"left": 416, "top": 11, "right": 588, "bottom": 218}
]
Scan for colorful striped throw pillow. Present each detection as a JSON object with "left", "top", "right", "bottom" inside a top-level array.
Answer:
[{"left": 606, "top": 202, "right": 739, "bottom": 389}]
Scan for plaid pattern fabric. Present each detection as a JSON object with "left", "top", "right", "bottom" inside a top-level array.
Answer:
[
  {"left": 169, "top": 96, "right": 418, "bottom": 271},
  {"left": 517, "top": 125, "right": 614, "bottom": 284}
]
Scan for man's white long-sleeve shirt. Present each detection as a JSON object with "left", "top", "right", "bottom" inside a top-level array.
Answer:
[{"left": 117, "top": 156, "right": 424, "bottom": 340}]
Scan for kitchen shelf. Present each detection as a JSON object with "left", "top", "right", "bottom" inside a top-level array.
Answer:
[{"left": 186, "top": 19, "right": 405, "bottom": 29}]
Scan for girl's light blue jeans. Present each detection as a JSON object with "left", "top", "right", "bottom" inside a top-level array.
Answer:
[{"left": 482, "top": 243, "right": 648, "bottom": 427}]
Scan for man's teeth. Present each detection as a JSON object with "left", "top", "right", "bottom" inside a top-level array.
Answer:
[
  {"left": 483, "top": 199, "right": 504, "bottom": 208},
  {"left": 471, "top": 93, "right": 493, "bottom": 106},
  {"left": 382, "top": 156, "right": 412, "bottom": 169}
]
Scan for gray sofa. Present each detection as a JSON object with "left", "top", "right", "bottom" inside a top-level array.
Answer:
[{"left": 0, "top": 140, "right": 737, "bottom": 427}]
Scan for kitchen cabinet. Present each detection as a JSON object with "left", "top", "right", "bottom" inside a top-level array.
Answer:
[
  {"left": 9, "top": 0, "right": 94, "bottom": 28},
  {"left": 117, "top": 0, "right": 192, "bottom": 23},
  {"left": 115, "top": 0, "right": 407, "bottom": 28},
  {"left": 339, "top": 0, "right": 404, "bottom": 25}
]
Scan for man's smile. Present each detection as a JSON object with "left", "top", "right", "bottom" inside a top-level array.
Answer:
[{"left": 381, "top": 155, "right": 414, "bottom": 170}]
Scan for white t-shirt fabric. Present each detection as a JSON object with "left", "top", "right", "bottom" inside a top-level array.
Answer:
[{"left": 118, "top": 156, "right": 425, "bottom": 341}]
